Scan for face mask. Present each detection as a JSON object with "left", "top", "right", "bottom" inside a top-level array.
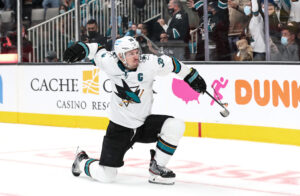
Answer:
[
  {"left": 281, "top": 36, "right": 288, "bottom": 45},
  {"left": 136, "top": 29, "right": 142, "bottom": 36},
  {"left": 244, "top": 6, "right": 251, "bottom": 16},
  {"left": 168, "top": 8, "right": 175, "bottom": 15},
  {"left": 88, "top": 31, "right": 97, "bottom": 38},
  {"left": 59, "top": 10, "right": 65, "bottom": 14}
]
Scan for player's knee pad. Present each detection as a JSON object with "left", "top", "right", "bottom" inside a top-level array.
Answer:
[
  {"left": 159, "top": 118, "right": 185, "bottom": 145},
  {"left": 90, "top": 164, "right": 117, "bottom": 183}
]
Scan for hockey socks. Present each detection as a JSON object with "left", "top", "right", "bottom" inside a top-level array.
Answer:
[
  {"left": 155, "top": 137, "right": 177, "bottom": 166},
  {"left": 79, "top": 159, "right": 117, "bottom": 182},
  {"left": 81, "top": 159, "right": 97, "bottom": 177}
]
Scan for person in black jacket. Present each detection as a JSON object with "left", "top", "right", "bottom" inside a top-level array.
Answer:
[
  {"left": 187, "top": 0, "right": 231, "bottom": 61},
  {"left": 86, "top": 19, "right": 108, "bottom": 48},
  {"left": 208, "top": 0, "right": 231, "bottom": 61},
  {"left": 157, "top": 0, "right": 190, "bottom": 42}
]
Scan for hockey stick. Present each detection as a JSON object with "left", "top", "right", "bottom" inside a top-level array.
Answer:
[{"left": 205, "top": 90, "right": 230, "bottom": 117}]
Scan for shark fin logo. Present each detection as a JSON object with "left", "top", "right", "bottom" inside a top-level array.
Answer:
[
  {"left": 0, "top": 75, "right": 2, "bottom": 104},
  {"left": 82, "top": 69, "right": 99, "bottom": 95},
  {"left": 115, "top": 79, "right": 143, "bottom": 107}
]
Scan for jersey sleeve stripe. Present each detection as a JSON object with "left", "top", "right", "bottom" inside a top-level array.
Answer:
[
  {"left": 194, "top": 0, "right": 203, "bottom": 10},
  {"left": 218, "top": 0, "right": 228, "bottom": 9},
  {"left": 78, "top": 42, "right": 89, "bottom": 57},
  {"left": 172, "top": 57, "right": 181, "bottom": 74},
  {"left": 172, "top": 28, "right": 180, "bottom": 39}
]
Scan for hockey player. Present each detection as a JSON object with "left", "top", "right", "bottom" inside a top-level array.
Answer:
[{"left": 63, "top": 36, "right": 206, "bottom": 185}]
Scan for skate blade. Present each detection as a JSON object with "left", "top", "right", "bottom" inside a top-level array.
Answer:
[{"left": 148, "top": 175, "right": 175, "bottom": 185}]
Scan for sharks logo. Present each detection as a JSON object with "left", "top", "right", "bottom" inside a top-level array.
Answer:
[{"left": 115, "top": 79, "right": 144, "bottom": 107}]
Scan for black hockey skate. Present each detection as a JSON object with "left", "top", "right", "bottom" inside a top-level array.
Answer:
[
  {"left": 148, "top": 149, "right": 176, "bottom": 185},
  {"left": 72, "top": 149, "right": 89, "bottom": 177}
]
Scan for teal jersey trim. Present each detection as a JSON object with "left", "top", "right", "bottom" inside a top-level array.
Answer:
[
  {"left": 188, "top": 71, "right": 199, "bottom": 84},
  {"left": 78, "top": 42, "right": 89, "bottom": 57},
  {"left": 218, "top": 0, "right": 228, "bottom": 9},
  {"left": 172, "top": 57, "right": 181, "bottom": 74},
  {"left": 194, "top": 0, "right": 203, "bottom": 10}
]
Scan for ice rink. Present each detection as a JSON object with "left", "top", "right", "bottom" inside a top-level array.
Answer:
[{"left": 1, "top": 122, "right": 300, "bottom": 196}]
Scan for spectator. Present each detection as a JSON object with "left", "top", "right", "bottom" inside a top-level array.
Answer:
[
  {"left": 186, "top": 0, "right": 206, "bottom": 60},
  {"left": 270, "top": 23, "right": 299, "bottom": 61},
  {"left": 45, "top": 51, "right": 58, "bottom": 62},
  {"left": 159, "top": 32, "right": 169, "bottom": 43},
  {"left": 148, "top": 32, "right": 171, "bottom": 55},
  {"left": 262, "top": 0, "right": 282, "bottom": 46},
  {"left": 228, "top": 0, "right": 251, "bottom": 54},
  {"left": 245, "top": 0, "right": 266, "bottom": 61},
  {"left": 59, "top": 4, "right": 68, "bottom": 14},
  {"left": 208, "top": 0, "right": 231, "bottom": 61},
  {"left": 289, "top": 0, "right": 300, "bottom": 23},
  {"left": 3, "top": 0, "right": 11, "bottom": 10},
  {"left": 135, "top": 23, "right": 151, "bottom": 53},
  {"left": 125, "top": 23, "right": 137, "bottom": 37},
  {"left": 86, "top": 19, "right": 107, "bottom": 47},
  {"left": 42, "top": 0, "right": 60, "bottom": 8},
  {"left": 148, "top": 32, "right": 186, "bottom": 60},
  {"left": 157, "top": 0, "right": 190, "bottom": 42}
]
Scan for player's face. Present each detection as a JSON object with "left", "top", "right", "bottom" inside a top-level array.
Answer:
[{"left": 124, "top": 49, "right": 140, "bottom": 70}]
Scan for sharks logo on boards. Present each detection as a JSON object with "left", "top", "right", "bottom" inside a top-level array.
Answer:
[{"left": 115, "top": 79, "right": 144, "bottom": 107}]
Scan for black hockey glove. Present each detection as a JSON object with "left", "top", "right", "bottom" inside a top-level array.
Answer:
[
  {"left": 184, "top": 68, "right": 207, "bottom": 94},
  {"left": 63, "top": 42, "right": 89, "bottom": 63}
]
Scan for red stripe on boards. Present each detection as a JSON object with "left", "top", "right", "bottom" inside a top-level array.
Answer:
[{"left": 198, "top": 122, "right": 201, "bottom": 137}]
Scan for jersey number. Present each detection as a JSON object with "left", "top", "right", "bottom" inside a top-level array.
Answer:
[{"left": 158, "top": 58, "right": 165, "bottom": 67}]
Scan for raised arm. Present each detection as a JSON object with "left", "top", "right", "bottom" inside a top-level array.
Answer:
[{"left": 63, "top": 42, "right": 105, "bottom": 63}]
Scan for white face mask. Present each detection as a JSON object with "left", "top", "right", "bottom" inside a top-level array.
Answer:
[{"left": 244, "top": 6, "right": 251, "bottom": 16}]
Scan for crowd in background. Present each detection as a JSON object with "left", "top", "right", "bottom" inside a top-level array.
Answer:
[{"left": 0, "top": 0, "right": 300, "bottom": 62}]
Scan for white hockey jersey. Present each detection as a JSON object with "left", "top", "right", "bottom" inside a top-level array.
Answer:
[{"left": 86, "top": 43, "right": 190, "bottom": 128}]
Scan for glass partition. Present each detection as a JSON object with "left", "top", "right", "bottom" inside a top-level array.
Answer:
[{"left": 0, "top": 0, "right": 299, "bottom": 64}]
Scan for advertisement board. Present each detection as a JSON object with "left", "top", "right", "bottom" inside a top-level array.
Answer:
[
  {"left": 0, "top": 67, "right": 18, "bottom": 111},
  {"left": 0, "top": 66, "right": 18, "bottom": 122},
  {"left": 0, "top": 64, "right": 299, "bottom": 145},
  {"left": 153, "top": 64, "right": 300, "bottom": 130},
  {"left": 18, "top": 66, "right": 111, "bottom": 117}
]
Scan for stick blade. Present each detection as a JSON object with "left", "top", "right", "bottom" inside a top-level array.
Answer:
[{"left": 220, "top": 109, "right": 229, "bottom": 117}]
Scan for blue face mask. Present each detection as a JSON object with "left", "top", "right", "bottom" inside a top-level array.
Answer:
[
  {"left": 281, "top": 36, "right": 288, "bottom": 46},
  {"left": 244, "top": 6, "right": 251, "bottom": 16},
  {"left": 136, "top": 29, "right": 142, "bottom": 36}
]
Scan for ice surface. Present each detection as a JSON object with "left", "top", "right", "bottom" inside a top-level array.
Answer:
[{"left": 0, "top": 123, "right": 300, "bottom": 196}]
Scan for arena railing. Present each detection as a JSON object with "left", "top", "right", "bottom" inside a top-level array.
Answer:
[{"left": 27, "top": 0, "right": 164, "bottom": 63}]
